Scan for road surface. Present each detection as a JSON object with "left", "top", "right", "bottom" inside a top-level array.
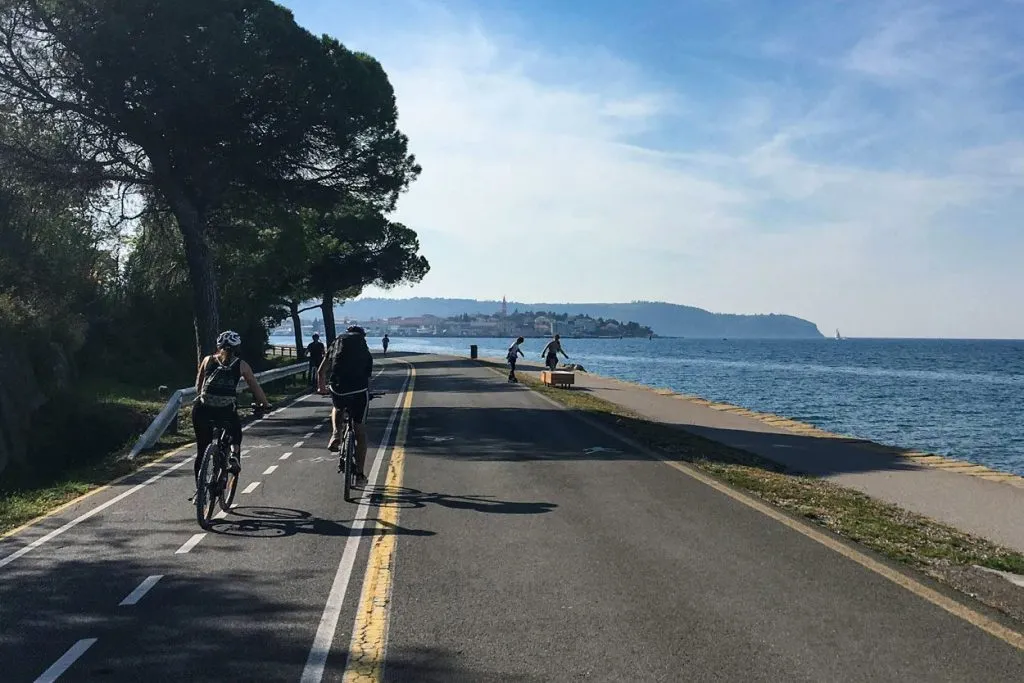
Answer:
[{"left": 2, "top": 354, "right": 1023, "bottom": 681}]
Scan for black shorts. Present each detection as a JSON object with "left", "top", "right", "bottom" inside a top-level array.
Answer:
[{"left": 330, "top": 387, "right": 369, "bottom": 424}]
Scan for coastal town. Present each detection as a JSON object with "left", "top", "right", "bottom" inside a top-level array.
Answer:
[{"left": 274, "top": 309, "right": 655, "bottom": 339}]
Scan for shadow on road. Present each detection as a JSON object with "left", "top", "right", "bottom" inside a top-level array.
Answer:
[
  {"left": 209, "top": 505, "right": 435, "bottom": 539},
  {"left": 405, "top": 359, "right": 930, "bottom": 479},
  {"left": 364, "top": 486, "right": 557, "bottom": 515}
]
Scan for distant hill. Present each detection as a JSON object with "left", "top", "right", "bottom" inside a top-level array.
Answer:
[{"left": 314, "top": 298, "right": 823, "bottom": 339}]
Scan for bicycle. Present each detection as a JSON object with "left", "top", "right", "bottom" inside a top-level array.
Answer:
[
  {"left": 194, "top": 403, "right": 269, "bottom": 529},
  {"left": 337, "top": 390, "right": 384, "bottom": 502}
]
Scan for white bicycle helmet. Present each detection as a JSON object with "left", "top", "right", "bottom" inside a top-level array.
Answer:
[{"left": 216, "top": 330, "right": 242, "bottom": 349}]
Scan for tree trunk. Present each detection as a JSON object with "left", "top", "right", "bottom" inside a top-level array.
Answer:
[
  {"left": 171, "top": 199, "right": 219, "bottom": 360},
  {"left": 289, "top": 300, "right": 306, "bottom": 359},
  {"left": 322, "top": 290, "right": 336, "bottom": 345}
]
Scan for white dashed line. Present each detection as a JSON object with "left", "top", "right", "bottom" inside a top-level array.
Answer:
[
  {"left": 279, "top": 452, "right": 293, "bottom": 461},
  {"left": 294, "top": 441, "right": 305, "bottom": 448},
  {"left": 312, "top": 425, "right": 323, "bottom": 432},
  {"left": 35, "top": 638, "right": 98, "bottom": 682},
  {"left": 213, "top": 509, "right": 229, "bottom": 520},
  {"left": 304, "top": 432, "right": 315, "bottom": 439},
  {"left": 242, "top": 482, "right": 261, "bottom": 494},
  {"left": 175, "top": 533, "right": 206, "bottom": 555},
  {"left": 0, "top": 454, "right": 192, "bottom": 569},
  {"left": 119, "top": 575, "right": 163, "bottom": 606},
  {"left": 263, "top": 465, "right": 278, "bottom": 476}
]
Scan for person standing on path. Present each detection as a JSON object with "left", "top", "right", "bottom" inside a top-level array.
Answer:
[
  {"left": 382, "top": 333, "right": 390, "bottom": 355},
  {"left": 507, "top": 336, "right": 525, "bottom": 383},
  {"left": 541, "top": 334, "right": 568, "bottom": 372},
  {"left": 306, "top": 333, "right": 326, "bottom": 390}
]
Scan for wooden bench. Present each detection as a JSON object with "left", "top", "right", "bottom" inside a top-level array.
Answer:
[{"left": 541, "top": 370, "right": 575, "bottom": 388}]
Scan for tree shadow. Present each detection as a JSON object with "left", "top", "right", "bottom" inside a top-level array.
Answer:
[{"left": 0, "top": 554, "right": 329, "bottom": 682}]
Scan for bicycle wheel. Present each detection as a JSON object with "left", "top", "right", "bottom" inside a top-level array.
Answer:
[
  {"left": 195, "top": 443, "right": 220, "bottom": 529},
  {"left": 219, "top": 464, "right": 238, "bottom": 512},
  {"left": 342, "top": 425, "right": 354, "bottom": 502}
]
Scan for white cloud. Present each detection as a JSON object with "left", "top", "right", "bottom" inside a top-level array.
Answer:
[{"left": 291, "top": 0, "right": 1024, "bottom": 338}]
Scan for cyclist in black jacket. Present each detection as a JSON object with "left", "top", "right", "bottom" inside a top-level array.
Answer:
[{"left": 317, "top": 326, "right": 374, "bottom": 484}]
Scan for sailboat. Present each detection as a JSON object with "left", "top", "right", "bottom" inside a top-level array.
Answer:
[{"left": 835, "top": 329, "right": 843, "bottom": 340}]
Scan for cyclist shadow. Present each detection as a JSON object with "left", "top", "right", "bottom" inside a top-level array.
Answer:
[
  {"left": 364, "top": 486, "right": 558, "bottom": 515},
  {"left": 207, "top": 505, "right": 436, "bottom": 539}
]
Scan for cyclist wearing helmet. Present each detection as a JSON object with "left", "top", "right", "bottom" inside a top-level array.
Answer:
[
  {"left": 192, "top": 330, "right": 271, "bottom": 482},
  {"left": 317, "top": 325, "right": 374, "bottom": 486}
]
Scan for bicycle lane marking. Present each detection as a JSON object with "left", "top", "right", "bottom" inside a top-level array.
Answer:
[
  {"left": 300, "top": 361, "right": 414, "bottom": 683},
  {"left": 33, "top": 638, "right": 98, "bottom": 683},
  {"left": 340, "top": 368, "right": 416, "bottom": 683},
  {"left": 0, "top": 391, "right": 316, "bottom": 570}
]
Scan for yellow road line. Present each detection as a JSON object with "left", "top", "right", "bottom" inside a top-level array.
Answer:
[
  {"left": 343, "top": 368, "right": 416, "bottom": 683},
  {"left": 0, "top": 443, "right": 194, "bottom": 541}
]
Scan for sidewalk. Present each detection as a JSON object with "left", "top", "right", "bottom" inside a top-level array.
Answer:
[{"left": 512, "top": 361, "right": 1024, "bottom": 555}]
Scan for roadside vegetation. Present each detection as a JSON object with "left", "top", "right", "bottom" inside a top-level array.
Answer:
[
  {"left": 512, "top": 370, "right": 1024, "bottom": 623},
  {"left": 0, "top": 1, "right": 427, "bottom": 527},
  {"left": 0, "top": 372, "right": 312, "bottom": 536}
]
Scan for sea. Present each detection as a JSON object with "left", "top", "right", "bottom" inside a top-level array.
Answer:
[{"left": 271, "top": 335, "right": 1024, "bottom": 476}]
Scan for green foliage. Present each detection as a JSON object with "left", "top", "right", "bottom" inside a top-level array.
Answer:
[
  {"left": 0, "top": 0, "right": 421, "bottom": 354},
  {"left": 0, "top": 0, "right": 429, "bottom": 483}
]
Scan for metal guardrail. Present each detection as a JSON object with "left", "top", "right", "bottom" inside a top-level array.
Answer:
[
  {"left": 127, "top": 360, "right": 307, "bottom": 460},
  {"left": 268, "top": 344, "right": 299, "bottom": 359}
]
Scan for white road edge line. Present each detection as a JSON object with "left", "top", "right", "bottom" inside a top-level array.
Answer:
[
  {"left": 0, "top": 456, "right": 191, "bottom": 569},
  {"left": 34, "top": 638, "right": 98, "bottom": 683},
  {"left": 300, "top": 365, "right": 411, "bottom": 683},
  {"left": 263, "top": 465, "right": 278, "bottom": 476},
  {"left": 279, "top": 452, "right": 293, "bottom": 461},
  {"left": 175, "top": 533, "right": 206, "bottom": 555},
  {"left": 242, "top": 482, "right": 261, "bottom": 494},
  {"left": 1, "top": 391, "right": 314, "bottom": 568},
  {"left": 119, "top": 575, "right": 163, "bottom": 606}
]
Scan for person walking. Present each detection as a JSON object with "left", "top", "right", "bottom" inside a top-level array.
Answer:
[
  {"left": 507, "top": 336, "right": 525, "bottom": 383},
  {"left": 382, "top": 333, "right": 390, "bottom": 355},
  {"left": 306, "top": 333, "right": 326, "bottom": 390}
]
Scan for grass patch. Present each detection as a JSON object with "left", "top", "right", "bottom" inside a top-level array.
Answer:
[
  {"left": 0, "top": 369, "right": 310, "bottom": 536},
  {"left": 512, "top": 368, "right": 1024, "bottom": 579}
]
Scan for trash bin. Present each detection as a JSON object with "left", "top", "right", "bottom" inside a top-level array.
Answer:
[{"left": 470, "top": 344, "right": 478, "bottom": 359}]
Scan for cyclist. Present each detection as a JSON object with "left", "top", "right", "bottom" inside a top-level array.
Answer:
[
  {"left": 318, "top": 325, "right": 374, "bottom": 486},
  {"left": 192, "top": 330, "right": 271, "bottom": 483}
]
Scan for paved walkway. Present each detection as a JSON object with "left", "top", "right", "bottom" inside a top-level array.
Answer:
[{"left": 511, "top": 360, "right": 1024, "bottom": 555}]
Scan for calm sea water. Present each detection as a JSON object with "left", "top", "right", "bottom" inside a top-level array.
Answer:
[{"left": 273, "top": 335, "right": 1024, "bottom": 476}]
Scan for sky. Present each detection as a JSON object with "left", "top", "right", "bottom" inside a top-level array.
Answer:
[{"left": 282, "top": 0, "right": 1024, "bottom": 339}]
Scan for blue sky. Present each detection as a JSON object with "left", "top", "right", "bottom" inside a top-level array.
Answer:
[{"left": 282, "top": 0, "right": 1024, "bottom": 338}]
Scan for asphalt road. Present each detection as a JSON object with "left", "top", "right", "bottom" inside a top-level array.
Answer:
[{"left": 2, "top": 353, "right": 1024, "bottom": 682}]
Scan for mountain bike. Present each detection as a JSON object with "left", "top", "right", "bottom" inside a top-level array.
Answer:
[
  {"left": 338, "top": 391, "right": 384, "bottom": 502},
  {"left": 194, "top": 403, "right": 269, "bottom": 529}
]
